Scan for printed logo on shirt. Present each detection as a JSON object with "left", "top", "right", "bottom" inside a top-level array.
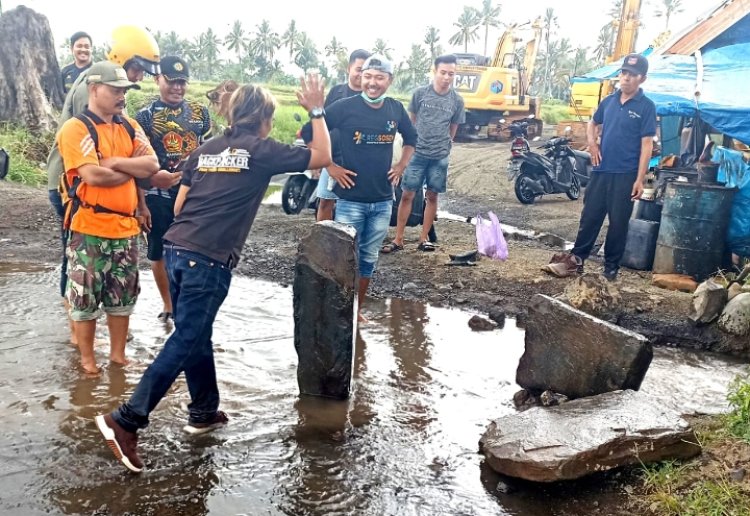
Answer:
[
  {"left": 353, "top": 130, "right": 396, "bottom": 145},
  {"left": 628, "top": 110, "right": 642, "bottom": 119},
  {"left": 197, "top": 147, "right": 251, "bottom": 173}
]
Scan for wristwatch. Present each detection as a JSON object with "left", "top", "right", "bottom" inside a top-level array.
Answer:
[{"left": 309, "top": 107, "right": 325, "bottom": 119}]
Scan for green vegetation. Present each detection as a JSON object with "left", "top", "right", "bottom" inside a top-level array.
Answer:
[
  {"left": 727, "top": 374, "right": 750, "bottom": 441},
  {"left": 0, "top": 123, "right": 54, "bottom": 187},
  {"left": 540, "top": 103, "right": 571, "bottom": 126},
  {"left": 636, "top": 375, "right": 750, "bottom": 515}
]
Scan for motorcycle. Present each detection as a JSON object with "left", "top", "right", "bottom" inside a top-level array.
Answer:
[
  {"left": 507, "top": 133, "right": 592, "bottom": 205},
  {"left": 282, "top": 115, "right": 320, "bottom": 215}
]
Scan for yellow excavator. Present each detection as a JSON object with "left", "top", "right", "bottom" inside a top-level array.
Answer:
[
  {"left": 569, "top": 0, "right": 642, "bottom": 117},
  {"left": 453, "top": 19, "right": 544, "bottom": 140}
]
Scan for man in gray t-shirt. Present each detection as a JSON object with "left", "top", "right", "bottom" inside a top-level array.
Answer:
[{"left": 384, "top": 54, "right": 465, "bottom": 253}]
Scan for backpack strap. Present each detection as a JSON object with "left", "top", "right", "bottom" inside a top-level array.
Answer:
[{"left": 62, "top": 113, "right": 139, "bottom": 229}]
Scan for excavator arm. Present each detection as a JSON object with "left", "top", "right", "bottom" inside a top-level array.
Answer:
[{"left": 607, "top": 0, "right": 642, "bottom": 63}]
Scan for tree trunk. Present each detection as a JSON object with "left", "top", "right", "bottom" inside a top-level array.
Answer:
[{"left": 0, "top": 6, "right": 64, "bottom": 132}]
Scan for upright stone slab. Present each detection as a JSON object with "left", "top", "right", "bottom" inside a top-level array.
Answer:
[
  {"left": 516, "top": 295, "right": 652, "bottom": 399},
  {"left": 294, "top": 222, "right": 358, "bottom": 399},
  {"left": 479, "top": 390, "right": 701, "bottom": 482}
]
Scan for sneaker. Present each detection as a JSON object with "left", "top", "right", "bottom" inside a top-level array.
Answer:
[
  {"left": 542, "top": 254, "right": 583, "bottom": 278},
  {"left": 602, "top": 266, "right": 619, "bottom": 282},
  {"left": 183, "top": 411, "right": 229, "bottom": 435},
  {"left": 95, "top": 413, "right": 143, "bottom": 473}
]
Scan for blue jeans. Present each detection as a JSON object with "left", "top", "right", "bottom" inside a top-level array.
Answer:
[
  {"left": 401, "top": 153, "right": 449, "bottom": 194},
  {"left": 335, "top": 199, "right": 392, "bottom": 278},
  {"left": 48, "top": 189, "right": 68, "bottom": 297},
  {"left": 316, "top": 168, "right": 339, "bottom": 200},
  {"left": 112, "top": 245, "right": 232, "bottom": 432}
]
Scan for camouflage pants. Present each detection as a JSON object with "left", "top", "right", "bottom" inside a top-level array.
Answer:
[{"left": 66, "top": 232, "right": 140, "bottom": 321}]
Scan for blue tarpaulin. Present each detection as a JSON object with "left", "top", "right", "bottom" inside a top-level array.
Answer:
[{"left": 572, "top": 43, "right": 750, "bottom": 144}]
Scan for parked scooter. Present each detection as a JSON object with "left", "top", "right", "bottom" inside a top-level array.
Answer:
[
  {"left": 282, "top": 114, "right": 319, "bottom": 215},
  {"left": 508, "top": 130, "right": 592, "bottom": 204}
]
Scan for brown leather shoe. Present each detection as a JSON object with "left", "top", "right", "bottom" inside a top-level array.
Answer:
[
  {"left": 95, "top": 413, "right": 143, "bottom": 473},
  {"left": 542, "top": 253, "right": 583, "bottom": 278}
]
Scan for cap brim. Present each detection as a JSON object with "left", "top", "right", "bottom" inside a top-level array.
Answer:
[
  {"left": 163, "top": 74, "right": 189, "bottom": 82},
  {"left": 620, "top": 65, "right": 645, "bottom": 75},
  {"left": 102, "top": 80, "right": 141, "bottom": 90}
]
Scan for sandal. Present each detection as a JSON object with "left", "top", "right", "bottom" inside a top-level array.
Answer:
[
  {"left": 417, "top": 241, "right": 436, "bottom": 252},
  {"left": 381, "top": 242, "right": 404, "bottom": 254}
]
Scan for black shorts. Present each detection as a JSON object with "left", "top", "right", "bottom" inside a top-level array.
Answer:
[{"left": 145, "top": 195, "right": 175, "bottom": 261}]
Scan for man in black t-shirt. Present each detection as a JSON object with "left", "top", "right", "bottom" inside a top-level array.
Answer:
[
  {"left": 60, "top": 31, "right": 92, "bottom": 94},
  {"left": 303, "top": 55, "right": 417, "bottom": 322},
  {"left": 316, "top": 48, "right": 371, "bottom": 221}
]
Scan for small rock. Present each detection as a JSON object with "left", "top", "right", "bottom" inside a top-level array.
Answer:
[
  {"left": 495, "top": 479, "right": 514, "bottom": 494},
  {"left": 487, "top": 308, "right": 506, "bottom": 328},
  {"left": 540, "top": 390, "right": 569, "bottom": 406},
  {"left": 469, "top": 315, "right": 497, "bottom": 332},
  {"left": 454, "top": 297, "right": 468, "bottom": 305},
  {"left": 730, "top": 468, "right": 746, "bottom": 482},
  {"left": 652, "top": 273, "right": 699, "bottom": 293},
  {"left": 428, "top": 295, "right": 444, "bottom": 305},
  {"left": 453, "top": 281, "right": 465, "bottom": 289},
  {"left": 402, "top": 282, "right": 419, "bottom": 291},
  {"left": 532, "top": 277, "right": 545, "bottom": 285},
  {"left": 515, "top": 312, "right": 526, "bottom": 327},
  {"left": 728, "top": 282, "right": 743, "bottom": 301},
  {"left": 513, "top": 389, "right": 531, "bottom": 408}
]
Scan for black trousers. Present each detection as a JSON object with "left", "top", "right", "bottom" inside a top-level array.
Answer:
[{"left": 571, "top": 171, "right": 637, "bottom": 269}]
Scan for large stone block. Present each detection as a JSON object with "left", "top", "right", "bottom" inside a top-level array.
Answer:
[
  {"left": 479, "top": 390, "right": 701, "bottom": 482},
  {"left": 516, "top": 295, "right": 652, "bottom": 399},
  {"left": 294, "top": 222, "right": 358, "bottom": 399}
]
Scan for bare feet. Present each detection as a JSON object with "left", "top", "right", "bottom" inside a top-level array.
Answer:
[
  {"left": 109, "top": 355, "right": 130, "bottom": 367},
  {"left": 80, "top": 361, "right": 101, "bottom": 375}
]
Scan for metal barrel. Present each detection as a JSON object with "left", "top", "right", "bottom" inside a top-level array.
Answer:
[{"left": 652, "top": 182, "right": 736, "bottom": 280}]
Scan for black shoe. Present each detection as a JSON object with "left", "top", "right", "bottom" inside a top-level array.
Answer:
[{"left": 602, "top": 266, "right": 618, "bottom": 282}]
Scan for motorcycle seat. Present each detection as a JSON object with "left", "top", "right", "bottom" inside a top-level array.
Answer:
[{"left": 572, "top": 149, "right": 591, "bottom": 160}]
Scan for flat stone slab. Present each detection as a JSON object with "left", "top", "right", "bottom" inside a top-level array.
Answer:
[
  {"left": 479, "top": 390, "right": 701, "bottom": 482},
  {"left": 517, "top": 295, "right": 652, "bottom": 399}
]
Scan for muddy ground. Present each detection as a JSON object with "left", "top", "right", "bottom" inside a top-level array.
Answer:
[
  {"left": 1, "top": 139, "right": 741, "bottom": 355},
  {"left": 2, "top": 140, "right": 750, "bottom": 513}
]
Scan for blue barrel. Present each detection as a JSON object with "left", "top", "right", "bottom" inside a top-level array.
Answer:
[{"left": 652, "top": 182, "right": 736, "bottom": 280}]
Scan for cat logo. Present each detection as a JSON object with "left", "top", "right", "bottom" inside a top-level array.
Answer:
[{"left": 453, "top": 73, "right": 479, "bottom": 92}]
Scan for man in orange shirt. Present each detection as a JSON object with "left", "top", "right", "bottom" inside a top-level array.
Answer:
[{"left": 57, "top": 61, "right": 159, "bottom": 374}]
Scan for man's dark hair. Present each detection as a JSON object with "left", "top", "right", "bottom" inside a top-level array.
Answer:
[
  {"left": 349, "top": 49, "right": 371, "bottom": 65},
  {"left": 434, "top": 54, "right": 457, "bottom": 69},
  {"left": 70, "top": 31, "right": 92, "bottom": 47}
]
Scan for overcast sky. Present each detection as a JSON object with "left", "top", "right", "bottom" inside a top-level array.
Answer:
[{"left": 6, "top": 0, "right": 715, "bottom": 64}]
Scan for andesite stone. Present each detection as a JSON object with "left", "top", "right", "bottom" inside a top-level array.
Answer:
[
  {"left": 293, "top": 222, "right": 358, "bottom": 400},
  {"left": 517, "top": 295, "right": 652, "bottom": 399},
  {"left": 479, "top": 390, "right": 701, "bottom": 482}
]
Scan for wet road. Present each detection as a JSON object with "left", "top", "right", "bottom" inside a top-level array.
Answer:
[{"left": 0, "top": 264, "right": 746, "bottom": 515}]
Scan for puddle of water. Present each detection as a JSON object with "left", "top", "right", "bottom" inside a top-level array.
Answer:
[
  {"left": 437, "top": 210, "right": 572, "bottom": 250},
  {"left": 0, "top": 264, "right": 745, "bottom": 515}
]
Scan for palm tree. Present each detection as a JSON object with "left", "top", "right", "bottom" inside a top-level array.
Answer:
[
  {"left": 449, "top": 7, "right": 480, "bottom": 53},
  {"left": 294, "top": 32, "right": 319, "bottom": 72},
  {"left": 252, "top": 20, "right": 280, "bottom": 63},
  {"left": 424, "top": 26, "right": 442, "bottom": 63},
  {"left": 160, "top": 31, "right": 183, "bottom": 57},
  {"left": 201, "top": 27, "right": 221, "bottom": 79},
  {"left": 594, "top": 25, "right": 613, "bottom": 64},
  {"left": 405, "top": 44, "right": 430, "bottom": 89},
  {"left": 372, "top": 38, "right": 394, "bottom": 60},
  {"left": 325, "top": 37, "right": 347, "bottom": 82},
  {"left": 281, "top": 20, "right": 300, "bottom": 61},
  {"left": 655, "top": 0, "right": 684, "bottom": 30},
  {"left": 541, "top": 8, "right": 558, "bottom": 98},
  {"left": 225, "top": 20, "right": 246, "bottom": 64},
  {"left": 478, "top": 0, "right": 501, "bottom": 57}
]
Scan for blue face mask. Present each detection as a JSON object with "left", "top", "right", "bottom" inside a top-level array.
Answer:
[{"left": 361, "top": 91, "right": 387, "bottom": 104}]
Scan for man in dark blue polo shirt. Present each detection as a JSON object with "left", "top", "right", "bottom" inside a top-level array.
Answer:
[{"left": 544, "top": 53, "right": 656, "bottom": 281}]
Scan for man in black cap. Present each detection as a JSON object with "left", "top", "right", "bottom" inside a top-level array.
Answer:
[
  {"left": 544, "top": 52, "right": 656, "bottom": 281},
  {"left": 135, "top": 56, "right": 211, "bottom": 322}
]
